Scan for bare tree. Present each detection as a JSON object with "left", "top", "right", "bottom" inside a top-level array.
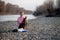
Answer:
[
  {"left": 33, "top": 0, "right": 55, "bottom": 16},
  {"left": 57, "top": 0, "right": 60, "bottom": 8},
  {"left": 0, "top": 0, "right": 5, "bottom": 15}
]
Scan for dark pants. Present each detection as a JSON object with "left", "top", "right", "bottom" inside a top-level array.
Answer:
[{"left": 18, "top": 23, "right": 25, "bottom": 29}]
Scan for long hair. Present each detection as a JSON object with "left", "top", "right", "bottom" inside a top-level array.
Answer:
[{"left": 19, "top": 16, "right": 27, "bottom": 29}]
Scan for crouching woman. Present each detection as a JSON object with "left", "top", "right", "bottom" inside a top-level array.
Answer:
[{"left": 17, "top": 12, "right": 28, "bottom": 32}]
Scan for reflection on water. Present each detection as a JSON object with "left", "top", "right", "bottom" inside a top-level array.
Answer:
[{"left": 0, "top": 14, "right": 36, "bottom": 21}]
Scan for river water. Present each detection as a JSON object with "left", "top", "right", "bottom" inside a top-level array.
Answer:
[{"left": 0, "top": 14, "right": 36, "bottom": 21}]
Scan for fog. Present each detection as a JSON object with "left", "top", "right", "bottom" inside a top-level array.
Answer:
[{"left": 2, "top": 0, "right": 45, "bottom": 11}]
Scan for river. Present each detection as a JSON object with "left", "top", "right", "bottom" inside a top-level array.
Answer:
[{"left": 0, "top": 14, "right": 36, "bottom": 21}]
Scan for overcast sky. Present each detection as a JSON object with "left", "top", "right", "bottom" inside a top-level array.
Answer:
[{"left": 2, "top": 0, "right": 45, "bottom": 11}]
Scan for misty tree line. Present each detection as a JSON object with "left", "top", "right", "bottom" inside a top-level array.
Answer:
[
  {"left": 0, "top": 0, "right": 25, "bottom": 15},
  {"left": 33, "top": 0, "right": 60, "bottom": 17}
]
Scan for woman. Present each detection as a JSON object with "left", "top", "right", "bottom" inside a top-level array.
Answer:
[
  {"left": 12, "top": 12, "right": 28, "bottom": 32},
  {"left": 17, "top": 11, "right": 28, "bottom": 32}
]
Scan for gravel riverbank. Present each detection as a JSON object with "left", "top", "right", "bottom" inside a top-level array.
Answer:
[{"left": 0, "top": 17, "right": 60, "bottom": 40}]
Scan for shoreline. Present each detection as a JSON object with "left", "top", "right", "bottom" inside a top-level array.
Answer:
[{"left": 0, "top": 17, "right": 60, "bottom": 40}]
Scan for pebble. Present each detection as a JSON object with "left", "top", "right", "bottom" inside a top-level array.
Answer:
[{"left": 0, "top": 17, "right": 60, "bottom": 40}]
